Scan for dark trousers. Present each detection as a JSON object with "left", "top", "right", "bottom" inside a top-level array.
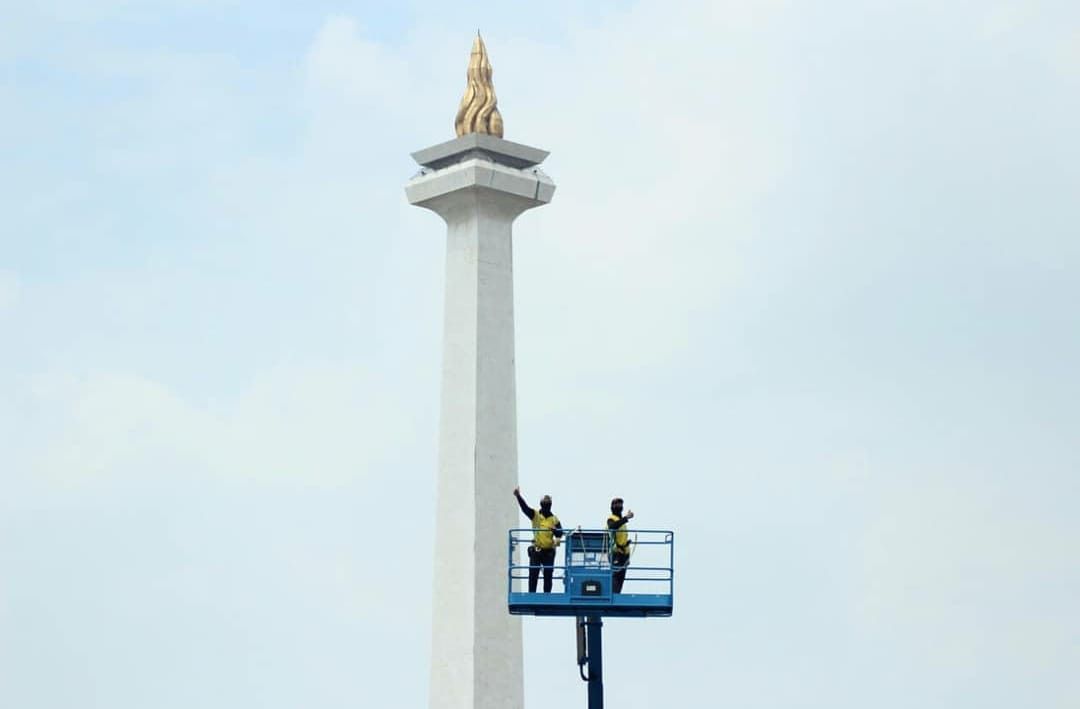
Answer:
[
  {"left": 611, "top": 551, "right": 630, "bottom": 593},
  {"left": 528, "top": 546, "right": 556, "bottom": 593}
]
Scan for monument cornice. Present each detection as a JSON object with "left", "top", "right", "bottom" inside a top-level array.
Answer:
[{"left": 411, "top": 133, "right": 550, "bottom": 171}]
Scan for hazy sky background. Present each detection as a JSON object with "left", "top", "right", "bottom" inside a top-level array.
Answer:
[{"left": 2, "top": 1, "right": 1079, "bottom": 707}]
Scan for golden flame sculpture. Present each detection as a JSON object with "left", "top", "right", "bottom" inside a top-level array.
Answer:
[{"left": 454, "top": 33, "right": 504, "bottom": 138}]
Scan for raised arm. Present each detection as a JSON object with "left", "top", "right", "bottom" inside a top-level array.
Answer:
[{"left": 513, "top": 487, "right": 534, "bottom": 519}]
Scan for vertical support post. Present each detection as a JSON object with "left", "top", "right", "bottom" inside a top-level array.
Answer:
[{"left": 586, "top": 615, "right": 604, "bottom": 709}]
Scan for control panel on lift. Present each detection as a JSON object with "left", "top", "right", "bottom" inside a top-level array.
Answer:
[{"left": 564, "top": 531, "right": 613, "bottom": 602}]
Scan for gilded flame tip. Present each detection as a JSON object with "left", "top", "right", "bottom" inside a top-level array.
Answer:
[{"left": 454, "top": 33, "right": 504, "bottom": 139}]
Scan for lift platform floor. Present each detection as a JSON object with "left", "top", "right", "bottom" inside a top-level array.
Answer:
[{"left": 508, "top": 592, "right": 673, "bottom": 618}]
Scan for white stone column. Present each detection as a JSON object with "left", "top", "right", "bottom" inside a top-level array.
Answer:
[{"left": 406, "top": 135, "right": 555, "bottom": 709}]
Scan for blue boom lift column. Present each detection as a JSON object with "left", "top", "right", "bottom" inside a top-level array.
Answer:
[
  {"left": 508, "top": 528, "right": 674, "bottom": 709},
  {"left": 578, "top": 615, "right": 605, "bottom": 707}
]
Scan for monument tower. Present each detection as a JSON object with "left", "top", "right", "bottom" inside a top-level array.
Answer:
[{"left": 405, "top": 35, "right": 555, "bottom": 709}]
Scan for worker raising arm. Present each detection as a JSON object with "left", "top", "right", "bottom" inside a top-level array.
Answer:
[{"left": 513, "top": 486, "right": 564, "bottom": 593}]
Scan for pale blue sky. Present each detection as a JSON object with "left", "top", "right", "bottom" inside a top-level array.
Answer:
[{"left": 2, "top": 2, "right": 1079, "bottom": 708}]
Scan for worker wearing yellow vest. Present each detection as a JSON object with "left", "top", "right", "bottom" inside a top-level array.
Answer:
[
  {"left": 607, "top": 497, "right": 635, "bottom": 593},
  {"left": 513, "top": 486, "right": 564, "bottom": 593}
]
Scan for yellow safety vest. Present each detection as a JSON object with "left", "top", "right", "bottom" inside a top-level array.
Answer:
[
  {"left": 532, "top": 511, "right": 561, "bottom": 550},
  {"left": 608, "top": 514, "right": 630, "bottom": 555}
]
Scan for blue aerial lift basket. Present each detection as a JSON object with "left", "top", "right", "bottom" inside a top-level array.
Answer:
[{"left": 506, "top": 527, "right": 674, "bottom": 617}]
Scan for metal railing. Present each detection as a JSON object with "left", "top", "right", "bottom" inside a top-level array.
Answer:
[{"left": 508, "top": 528, "right": 674, "bottom": 597}]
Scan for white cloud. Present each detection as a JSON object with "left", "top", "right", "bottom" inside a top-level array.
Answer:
[
  {"left": 22, "top": 364, "right": 415, "bottom": 486},
  {"left": 1053, "top": 29, "right": 1080, "bottom": 75},
  {"left": 978, "top": 2, "right": 1034, "bottom": 40},
  {"left": 304, "top": 16, "right": 410, "bottom": 110}
]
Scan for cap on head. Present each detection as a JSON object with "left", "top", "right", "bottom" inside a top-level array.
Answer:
[{"left": 541, "top": 495, "right": 552, "bottom": 505}]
